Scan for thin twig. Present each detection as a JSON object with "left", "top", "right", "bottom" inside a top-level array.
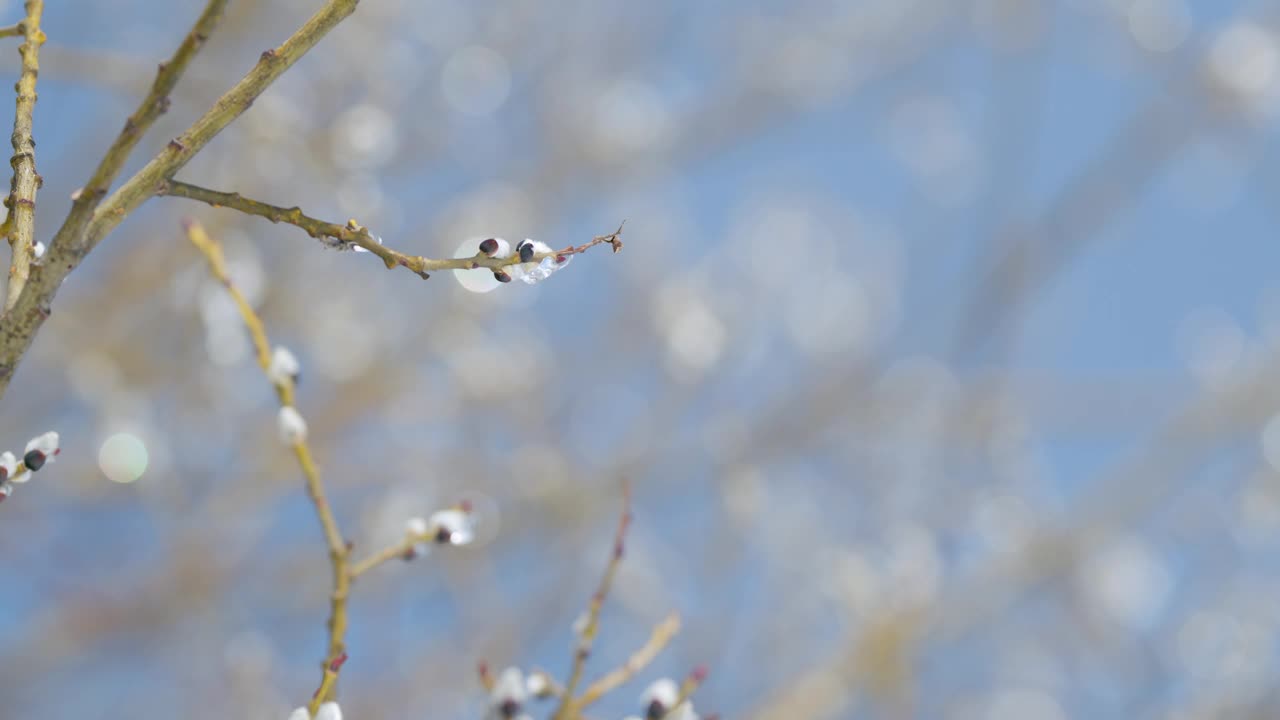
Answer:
[
  {"left": 347, "top": 526, "right": 450, "bottom": 580},
  {"left": 347, "top": 541, "right": 411, "bottom": 580},
  {"left": 0, "top": 0, "right": 361, "bottom": 400},
  {"left": 184, "top": 219, "right": 351, "bottom": 713},
  {"left": 0, "top": 23, "right": 23, "bottom": 40},
  {"left": 87, "top": 0, "right": 361, "bottom": 245},
  {"left": 159, "top": 179, "right": 625, "bottom": 279},
  {"left": 3, "top": 0, "right": 44, "bottom": 313},
  {"left": 553, "top": 481, "right": 633, "bottom": 720},
  {"left": 576, "top": 612, "right": 681, "bottom": 708}
]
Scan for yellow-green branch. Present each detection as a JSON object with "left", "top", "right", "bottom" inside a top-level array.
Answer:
[
  {"left": 576, "top": 613, "right": 681, "bottom": 709},
  {"left": 0, "top": 0, "right": 360, "bottom": 400},
  {"left": 52, "top": 0, "right": 229, "bottom": 266},
  {"left": 160, "top": 179, "right": 625, "bottom": 279},
  {"left": 3, "top": 0, "right": 44, "bottom": 313},
  {"left": 185, "top": 219, "right": 350, "bottom": 713},
  {"left": 553, "top": 482, "right": 633, "bottom": 720}
]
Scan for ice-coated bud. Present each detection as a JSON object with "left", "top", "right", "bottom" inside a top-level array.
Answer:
[
  {"left": 641, "top": 679, "right": 681, "bottom": 719},
  {"left": 404, "top": 516, "right": 431, "bottom": 559},
  {"left": 517, "top": 240, "right": 536, "bottom": 263},
  {"left": 454, "top": 237, "right": 515, "bottom": 293},
  {"left": 428, "top": 507, "right": 476, "bottom": 546},
  {"left": 525, "top": 669, "right": 555, "bottom": 698},
  {"left": 512, "top": 240, "right": 567, "bottom": 285},
  {"left": 0, "top": 480, "right": 11, "bottom": 502},
  {"left": 517, "top": 239, "right": 553, "bottom": 264},
  {"left": 286, "top": 708, "right": 311, "bottom": 720},
  {"left": 519, "top": 257, "right": 558, "bottom": 285},
  {"left": 22, "top": 431, "right": 59, "bottom": 472},
  {"left": 23, "top": 450, "right": 45, "bottom": 471},
  {"left": 268, "top": 346, "right": 301, "bottom": 387},
  {"left": 277, "top": 406, "right": 308, "bottom": 445},
  {"left": 0, "top": 451, "right": 16, "bottom": 482},
  {"left": 32, "top": 241, "right": 45, "bottom": 260},
  {"left": 479, "top": 238, "right": 511, "bottom": 258},
  {"left": 489, "top": 667, "right": 528, "bottom": 719}
]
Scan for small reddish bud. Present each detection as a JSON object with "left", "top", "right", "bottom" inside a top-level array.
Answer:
[
  {"left": 328, "top": 652, "right": 348, "bottom": 672},
  {"left": 556, "top": 254, "right": 568, "bottom": 264},
  {"left": 493, "top": 270, "right": 511, "bottom": 283}
]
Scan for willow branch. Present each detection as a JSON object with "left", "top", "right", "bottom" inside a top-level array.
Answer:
[
  {"left": 184, "top": 219, "right": 350, "bottom": 713},
  {"left": 553, "top": 481, "right": 633, "bottom": 720},
  {"left": 576, "top": 612, "right": 681, "bottom": 708},
  {"left": 0, "top": 24, "right": 22, "bottom": 40},
  {"left": 87, "top": 0, "right": 361, "bottom": 246},
  {"left": 3, "top": 0, "right": 44, "bottom": 313},
  {"left": 160, "top": 179, "right": 626, "bottom": 279},
  {"left": 347, "top": 542, "right": 410, "bottom": 580},
  {"left": 53, "top": 0, "right": 229, "bottom": 262},
  {"left": 0, "top": 0, "right": 360, "bottom": 400}
]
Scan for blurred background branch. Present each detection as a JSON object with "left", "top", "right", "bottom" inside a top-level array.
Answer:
[{"left": 0, "top": 1, "right": 1278, "bottom": 719}]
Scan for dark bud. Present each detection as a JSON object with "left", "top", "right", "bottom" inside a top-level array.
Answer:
[
  {"left": 518, "top": 241, "right": 535, "bottom": 263},
  {"left": 493, "top": 270, "right": 512, "bottom": 283},
  {"left": 434, "top": 527, "right": 453, "bottom": 544},
  {"left": 479, "top": 238, "right": 499, "bottom": 256},
  {"left": 23, "top": 450, "right": 45, "bottom": 471},
  {"left": 499, "top": 699, "right": 520, "bottom": 719},
  {"left": 646, "top": 701, "right": 667, "bottom": 720}
]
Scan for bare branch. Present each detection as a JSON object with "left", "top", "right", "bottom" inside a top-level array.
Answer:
[
  {"left": 3, "top": 0, "right": 44, "bottom": 312},
  {"left": 53, "top": 0, "right": 230, "bottom": 261},
  {"left": 553, "top": 481, "right": 633, "bottom": 720},
  {"left": 0, "top": 0, "right": 361, "bottom": 400},
  {"left": 184, "top": 219, "right": 351, "bottom": 713},
  {"left": 577, "top": 613, "right": 682, "bottom": 708},
  {"left": 160, "top": 179, "right": 625, "bottom": 279}
]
